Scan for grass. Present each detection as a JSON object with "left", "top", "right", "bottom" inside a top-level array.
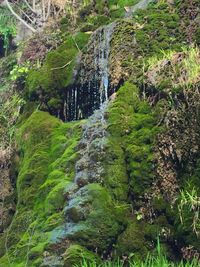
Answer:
[
  {"left": 75, "top": 257, "right": 199, "bottom": 267},
  {"left": 0, "top": 6, "right": 16, "bottom": 51},
  {"left": 146, "top": 46, "right": 200, "bottom": 89},
  {"left": 178, "top": 187, "right": 200, "bottom": 237},
  {"left": 75, "top": 239, "right": 199, "bottom": 267}
]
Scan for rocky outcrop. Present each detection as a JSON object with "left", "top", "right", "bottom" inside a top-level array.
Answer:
[
  {"left": 0, "top": 148, "right": 15, "bottom": 234},
  {"left": 1, "top": 0, "right": 200, "bottom": 266}
]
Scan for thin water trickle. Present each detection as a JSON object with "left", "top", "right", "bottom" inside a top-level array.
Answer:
[
  {"left": 60, "top": 22, "right": 118, "bottom": 238},
  {"left": 64, "top": 23, "right": 116, "bottom": 197},
  {"left": 74, "top": 100, "right": 108, "bottom": 186},
  {"left": 125, "top": 0, "right": 154, "bottom": 17},
  {"left": 64, "top": 23, "right": 115, "bottom": 121}
]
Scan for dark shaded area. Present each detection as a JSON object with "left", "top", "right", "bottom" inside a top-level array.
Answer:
[
  {"left": 60, "top": 78, "right": 122, "bottom": 122},
  {"left": 0, "top": 35, "right": 5, "bottom": 57}
]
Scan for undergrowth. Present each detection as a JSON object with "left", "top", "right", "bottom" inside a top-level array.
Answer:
[
  {"left": 0, "top": 7, "right": 16, "bottom": 51},
  {"left": 75, "top": 258, "right": 199, "bottom": 267},
  {"left": 75, "top": 240, "right": 199, "bottom": 267}
]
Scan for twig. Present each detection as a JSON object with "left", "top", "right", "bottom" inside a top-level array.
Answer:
[
  {"left": 50, "top": 60, "right": 72, "bottom": 71},
  {"left": 22, "top": 0, "right": 37, "bottom": 14},
  {"left": 17, "top": 6, "right": 35, "bottom": 24},
  {"left": 71, "top": 35, "right": 81, "bottom": 52},
  {"left": 5, "top": 0, "right": 36, "bottom": 33}
]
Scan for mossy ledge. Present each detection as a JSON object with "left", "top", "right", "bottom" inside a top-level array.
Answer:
[{"left": 0, "top": 111, "right": 83, "bottom": 266}]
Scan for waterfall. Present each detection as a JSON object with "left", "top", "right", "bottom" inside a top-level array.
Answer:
[
  {"left": 74, "top": 101, "right": 108, "bottom": 187},
  {"left": 125, "top": 0, "right": 154, "bottom": 17},
  {"left": 63, "top": 22, "right": 116, "bottom": 196},
  {"left": 57, "top": 23, "right": 116, "bottom": 239},
  {"left": 70, "top": 23, "right": 116, "bottom": 186},
  {"left": 64, "top": 23, "right": 115, "bottom": 121}
]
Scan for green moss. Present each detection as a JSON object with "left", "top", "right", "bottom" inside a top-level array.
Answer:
[
  {"left": 106, "top": 82, "right": 160, "bottom": 198},
  {"left": 26, "top": 32, "right": 90, "bottom": 108},
  {"left": 63, "top": 244, "right": 101, "bottom": 267},
  {"left": 115, "top": 219, "right": 149, "bottom": 260},
  {"left": 103, "top": 139, "right": 129, "bottom": 201},
  {"left": 87, "top": 15, "right": 111, "bottom": 28},
  {"left": 109, "top": 2, "right": 185, "bottom": 84},
  {"left": 108, "top": 0, "right": 139, "bottom": 18},
  {"left": 0, "top": 111, "right": 83, "bottom": 266},
  {"left": 52, "top": 183, "right": 127, "bottom": 253}
]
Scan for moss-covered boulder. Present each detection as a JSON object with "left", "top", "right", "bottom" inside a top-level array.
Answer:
[
  {"left": 115, "top": 219, "right": 149, "bottom": 260},
  {"left": 52, "top": 183, "right": 127, "bottom": 253},
  {"left": 26, "top": 32, "right": 90, "bottom": 115},
  {"left": 63, "top": 244, "right": 101, "bottom": 267},
  {"left": 0, "top": 111, "right": 83, "bottom": 266}
]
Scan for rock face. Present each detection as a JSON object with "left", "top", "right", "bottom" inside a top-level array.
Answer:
[
  {"left": 1, "top": 0, "right": 200, "bottom": 266},
  {"left": 63, "top": 23, "right": 116, "bottom": 121},
  {"left": 0, "top": 148, "right": 15, "bottom": 234},
  {"left": 14, "top": 22, "right": 33, "bottom": 44}
]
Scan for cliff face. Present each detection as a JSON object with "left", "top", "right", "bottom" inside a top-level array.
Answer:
[{"left": 0, "top": 0, "right": 200, "bottom": 266}]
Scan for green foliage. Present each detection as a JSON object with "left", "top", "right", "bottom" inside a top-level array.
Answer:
[
  {"left": 0, "top": 7, "right": 16, "bottom": 50},
  {"left": 0, "top": 93, "right": 25, "bottom": 148},
  {"left": 63, "top": 244, "right": 101, "bottom": 267},
  {"left": 10, "top": 63, "right": 30, "bottom": 81},
  {"left": 0, "top": 52, "right": 17, "bottom": 92},
  {"left": 74, "top": 250, "right": 199, "bottom": 267},
  {"left": 178, "top": 188, "right": 200, "bottom": 237},
  {"left": 146, "top": 47, "right": 200, "bottom": 91},
  {"left": 108, "top": 0, "right": 139, "bottom": 18}
]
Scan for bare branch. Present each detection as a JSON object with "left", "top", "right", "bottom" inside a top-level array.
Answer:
[
  {"left": 50, "top": 60, "right": 72, "bottom": 71},
  {"left": 45, "top": 0, "right": 52, "bottom": 21},
  {"left": 22, "top": 0, "right": 36, "bottom": 14},
  {"left": 17, "top": 5, "right": 35, "bottom": 24},
  {"left": 5, "top": 0, "right": 36, "bottom": 33}
]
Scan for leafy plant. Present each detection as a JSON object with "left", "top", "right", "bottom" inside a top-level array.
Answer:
[
  {"left": 0, "top": 7, "right": 16, "bottom": 52},
  {"left": 0, "top": 93, "right": 25, "bottom": 148},
  {"left": 10, "top": 63, "right": 30, "bottom": 81},
  {"left": 178, "top": 188, "right": 200, "bottom": 237}
]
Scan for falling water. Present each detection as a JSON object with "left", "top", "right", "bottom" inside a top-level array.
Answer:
[
  {"left": 55, "top": 23, "right": 117, "bottom": 239},
  {"left": 125, "top": 0, "right": 154, "bottom": 17},
  {"left": 71, "top": 23, "right": 116, "bottom": 187},
  {"left": 74, "top": 101, "right": 108, "bottom": 188},
  {"left": 50, "top": 101, "right": 109, "bottom": 249},
  {"left": 64, "top": 23, "right": 115, "bottom": 121}
]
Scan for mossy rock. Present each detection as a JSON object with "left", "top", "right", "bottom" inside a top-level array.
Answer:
[
  {"left": 26, "top": 32, "right": 90, "bottom": 111},
  {"left": 63, "top": 244, "right": 101, "bottom": 267},
  {"left": 115, "top": 219, "right": 150, "bottom": 260},
  {"left": 0, "top": 111, "right": 83, "bottom": 266},
  {"left": 52, "top": 183, "right": 127, "bottom": 253},
  {"left": 106, "top": 82, "right": 160, "bottom": 198}
]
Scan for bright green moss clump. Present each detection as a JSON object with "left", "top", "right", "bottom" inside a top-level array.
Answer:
[
  {"left": 63, "top": 244, "right": 101, "bottom": 267},
  {"left": 106, "top": 82, "right": 160, "bottom": 199},
  {"left": 0, "top": 111, "right": 83, "bottom": 266},
  {"left": 51, "top": 183, "right": 127, "bottom": 254},
  {"left": 26, "top": 32, "right": 90, "bottom": 103}
]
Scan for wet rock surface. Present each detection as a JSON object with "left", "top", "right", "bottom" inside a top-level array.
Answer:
[{"left": 63, "top": 23, "right": 116, "bottom": 121}]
